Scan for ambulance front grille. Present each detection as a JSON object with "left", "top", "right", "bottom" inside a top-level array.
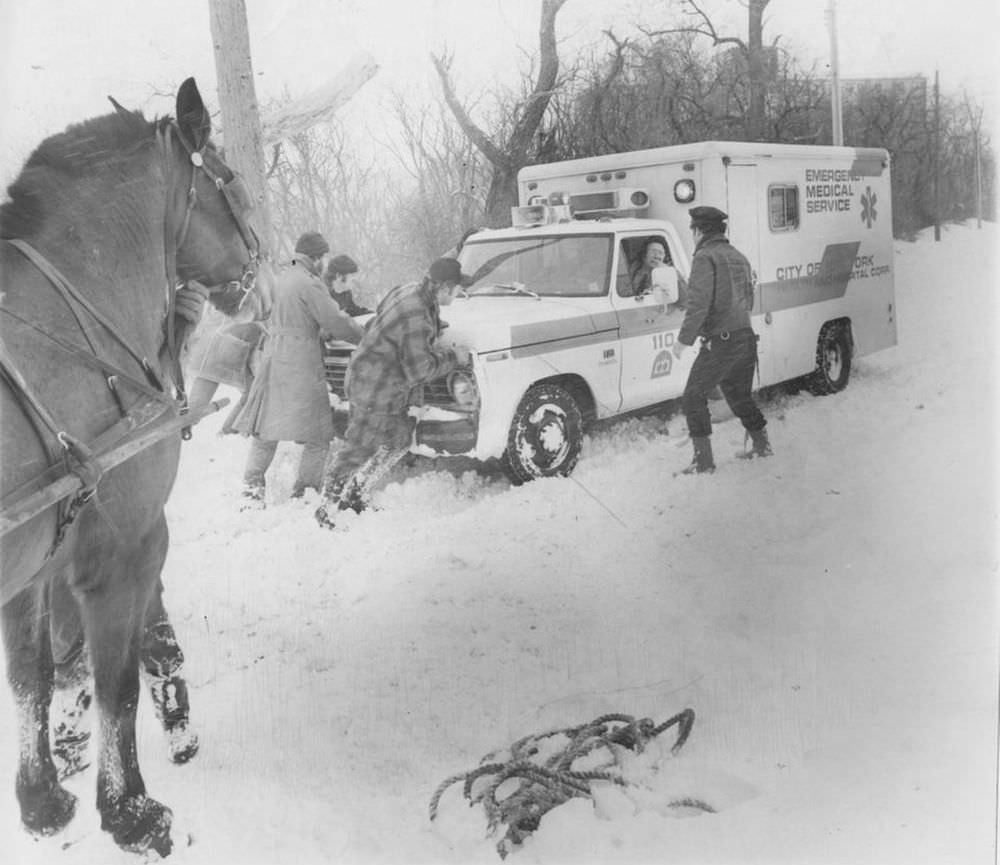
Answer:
[{"left": 323, "top": 343, "right": 452, "bottom": 406}]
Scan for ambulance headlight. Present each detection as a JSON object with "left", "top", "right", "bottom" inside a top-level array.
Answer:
[
  {"left": 448, "top": 370, "right": 480, "bottom": 410},
  {"left": 674, "top": 179, "right": 696, "bottom": 203}
]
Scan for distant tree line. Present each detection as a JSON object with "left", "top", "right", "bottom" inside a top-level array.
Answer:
[{"left": 263, "top": 0, "right": 994, "bottom": 298}]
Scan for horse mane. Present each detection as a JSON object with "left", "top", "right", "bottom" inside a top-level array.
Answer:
[{"left": 0, "top": 109, "right": 172, "bottom": 239}]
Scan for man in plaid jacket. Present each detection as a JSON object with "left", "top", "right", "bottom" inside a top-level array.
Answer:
[{"left": 315, "top": 257, "right": 472, "bottom": 528}]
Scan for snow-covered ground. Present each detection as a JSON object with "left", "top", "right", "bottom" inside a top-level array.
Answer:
[{"left": 2, "top": 222, "right": 998, "bottom": 865}]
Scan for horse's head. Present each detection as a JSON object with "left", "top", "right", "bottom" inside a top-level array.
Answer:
[{"left": 159, "top": 78, "right": 260, "bottom": 317}]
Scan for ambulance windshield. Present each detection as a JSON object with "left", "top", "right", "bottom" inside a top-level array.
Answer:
[{"left": 459, "top": 234, "right": 612, "bottom": 298}]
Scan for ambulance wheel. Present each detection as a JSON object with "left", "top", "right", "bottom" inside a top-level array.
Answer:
[
  {"left": 808, "top": 322, "right": 852, "bottom": 395},
  {"left": 501, "top": 384, "right": 583, "bottom": 485}
]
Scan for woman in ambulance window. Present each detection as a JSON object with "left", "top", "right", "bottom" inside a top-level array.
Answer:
[{"left": 628, "top": 238, "right": 668, "bottom": 296}]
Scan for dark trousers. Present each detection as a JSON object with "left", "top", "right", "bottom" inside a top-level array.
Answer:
[{"left": 682, "top": 329, "right": 766, "bottom": 438}]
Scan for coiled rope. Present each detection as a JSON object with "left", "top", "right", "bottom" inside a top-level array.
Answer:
[{"left": 429, "top": 708, "right": 707, "bottom": 858}]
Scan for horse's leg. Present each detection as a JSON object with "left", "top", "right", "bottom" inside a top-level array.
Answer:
[
  {"left": 1, "top": 582, "right": 79, "bottom": 836},
  {"left": 79, "top": 514, "right": 173, "bottom": 856},
  {"left": 50, "top": 573, "right": 93, "bottom": 780},
  {"left": 52, "top": 640, "right": 93, "bottom": 780},
  {"left": 141, "top": 582, "right": 199, "bottom": 764}
]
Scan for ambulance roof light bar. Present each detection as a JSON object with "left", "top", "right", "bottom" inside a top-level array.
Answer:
[{"left": 511, "top": 203, "right": 572, "bottom": 227}]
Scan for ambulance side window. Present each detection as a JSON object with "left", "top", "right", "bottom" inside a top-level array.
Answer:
[
  {"left": 769, "top": 185, "right": 799, "bottom": 232},
  {"left": 617, "top": 236, "right": 673, "bottom": 297}
]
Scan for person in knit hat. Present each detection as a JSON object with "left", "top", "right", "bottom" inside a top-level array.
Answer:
[
  {"left": 315, "top": 257, "right": 473, "bottom": 528},
  {"left": 232, "top": 231, "right": 364, "bottom": 506},
  {"left": 323, "top": 254, "right": 372, "bottom": 316},
  {"left": 293, "top": 231, "right": 330, "bottom": 260}
]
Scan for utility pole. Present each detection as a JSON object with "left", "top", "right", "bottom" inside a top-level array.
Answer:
[
  {"left": 974, "top": 126, "right": 982, "bottom": 229},
  {"left": 933, "top": 70, "right": 940, "bottom": 242},
  {"left": 965, "top": 94, "right": 984, "bottom": 229},
  {"left": 826, "top": 0, "right": 843, "bottom": 146},
  {"left": 208, "top": 0, "right": 275, "bottom": 256}
]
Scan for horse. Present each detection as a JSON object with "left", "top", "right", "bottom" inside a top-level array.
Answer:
[{"left": 0, "top": 77, "right": 259, "bottom": 856}]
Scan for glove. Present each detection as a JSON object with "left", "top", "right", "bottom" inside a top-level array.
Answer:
[
  {"left": 671, "top": 340, "right": 688, "bottom": 360},
  {"left": 175, "top": 281, "right": 210, "bottom": 324}
]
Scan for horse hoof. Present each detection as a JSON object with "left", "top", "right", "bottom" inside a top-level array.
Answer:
[
  {"left": 103, "top": 795, "right": 173, "bottom": 856},
  {"left": 166, "top": 723, "right": 200, "bottom": 764},
  {"left": 20, "top": 782, "right": 78, "bottom": 837}
]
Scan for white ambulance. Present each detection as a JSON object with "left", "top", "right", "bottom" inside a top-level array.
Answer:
[{"left": 325, "top": 140, "right": 896, "bottom": 482}]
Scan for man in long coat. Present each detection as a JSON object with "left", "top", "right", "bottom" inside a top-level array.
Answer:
[
  {"left": 234, "top": 231, "right": 364, "bottom": 505},
  {"left": 315, "top": 257, "right": 472, "bottom": 527}
]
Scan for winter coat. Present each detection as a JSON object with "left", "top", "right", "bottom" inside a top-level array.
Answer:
[
  {"left": 330, "top": 287, "right": 372, "bottom": 317},
  {"left": 626, "top": 261, "right": 654, "bottom": 297},
  {"left": 677, "top": 233, "right": 755, "bottom": 346},
  {"left": 233, "top": 259, "right": 363, "bottom": 443},
  {"left": 346, "top": 280, "right": 459, "bottom": 414}
]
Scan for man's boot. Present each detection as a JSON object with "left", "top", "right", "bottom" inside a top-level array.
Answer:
[
  {"left": 315, "top": 475, "right": 348, "bottom": 529},
  {"left": 681, "top": 436, "right": 716, "bottom": 474},
  {"left": 240, "top": 480, "right": 265, "bottom": 511},
  {"left": 737, "top": 427, "right": 773, "bottom": 459}
]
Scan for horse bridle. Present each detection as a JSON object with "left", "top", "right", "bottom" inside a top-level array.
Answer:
[
  {"left": 160, "top": 121, "right": 260, "bottom": 303},
  {"left": 158, "top": 122, "right": 262, "bottom": 412}
]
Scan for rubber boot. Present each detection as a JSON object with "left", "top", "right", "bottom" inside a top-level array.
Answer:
[
  {"left": 737, "top": 427, "right": 773, "bottom": 459},
  {"left": 241, "top": 438, "right": 276, "bottom": 510},
  {"left": 240, "top": 480, "right": 266, "bottom": 511},
  {"left": 315, "top": 446, "right": 407, "bottom": 528},
  {"left": 681, "top": 436, "right": 716, "bottom": 475}
]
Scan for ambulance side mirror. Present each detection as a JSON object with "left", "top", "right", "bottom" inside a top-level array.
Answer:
[{"left": 650, "top": 265, "right": 679, "bottom": 305}]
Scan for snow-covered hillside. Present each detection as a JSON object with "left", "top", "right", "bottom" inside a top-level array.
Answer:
[{"left": 2, "top": 222, "right": 997, "bottom": 865}]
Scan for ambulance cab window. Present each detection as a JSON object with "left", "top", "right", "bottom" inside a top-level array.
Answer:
[
  {"left": 769, "top": 185, "right": 799, "bottom": 232},
  {"left": 618, "top": 236, "right": 673, "bottom": 297}
]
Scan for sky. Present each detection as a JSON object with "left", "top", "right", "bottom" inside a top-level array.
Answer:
[
  {"left": 1, "top": 0, "right": 998, "bottom": 187},
  {"left": 1, "top": 220, "right": 996, "bottom": 863}
]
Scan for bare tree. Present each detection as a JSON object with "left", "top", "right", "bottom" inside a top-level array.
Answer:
[
  {"left": 431, "top": 0, "right": 569, "bottom": 226},
  {"left": 643, "top": 0, "right": 773, "bottom": 141},
  {"left": 382, "top": 95, "right": 490, "bottom": 268}
]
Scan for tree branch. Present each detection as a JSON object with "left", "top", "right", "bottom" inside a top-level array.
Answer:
[
  {"left": 640, "top": 0, "right": 747, "bottom": 52},
  {"left": 507, "top": 0, "right": 569, "bottom": 157},
  {"left": 430, "top": 50, "right": 508, "bottom": 168}
]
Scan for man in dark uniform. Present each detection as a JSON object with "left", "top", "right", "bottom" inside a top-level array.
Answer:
[{"left": 671, "top": 206, "right": 772, "bottom": 473}]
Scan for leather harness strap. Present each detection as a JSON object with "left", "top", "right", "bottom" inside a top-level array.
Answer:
[{"left": 6, "top": 238, "right": 167, "bottom": 393}]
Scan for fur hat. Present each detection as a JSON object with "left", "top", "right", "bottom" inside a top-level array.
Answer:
[{"left": 294, "top": 231, "right": 330, "bottom": 260}]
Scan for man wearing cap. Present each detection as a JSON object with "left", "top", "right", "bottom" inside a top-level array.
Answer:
[
  {"left": 671, "top": 206, "right": 772, "bottom": 473},
  {"left": 324, "top": 254, "right": 373, "bottom": 316},
  {"left": 315, "top": 257, "right": 473, "bottom": 528},
  {"left": 233, "top": 231, "right": 365, "bottom": 505}
]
